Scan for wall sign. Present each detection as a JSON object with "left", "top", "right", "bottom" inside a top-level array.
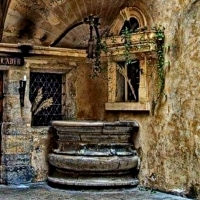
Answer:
[{"left": 0, "top": 56, "right": 24, "bottom": 66}]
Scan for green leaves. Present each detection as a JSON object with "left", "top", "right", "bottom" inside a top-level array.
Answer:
[
  {"left": 155, "top": 26, "right": 165, "bottom": 103},
  {"left": 120, "top": 27, "right": 133, "bottom": 65}
]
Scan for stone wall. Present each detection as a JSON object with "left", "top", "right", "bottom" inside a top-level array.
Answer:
[
  {"left": 0, "top": 0, "right": 199, "bottom": 198},
  {"left": 104, "top": 0, "right": 200, "bottom": 198},
  {"left": 144, "top": 1, "right": 199, "bottom": 198},
  {"left": 0, "top": 55, "right": 108, "bottom": 184}
]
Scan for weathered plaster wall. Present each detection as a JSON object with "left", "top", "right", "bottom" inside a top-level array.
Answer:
[
  {"left": 104, "top": 0, "right": 200, "bottom": 198},
  {"left": 76, "top": 62, "right": 107, "bottom": 120}
]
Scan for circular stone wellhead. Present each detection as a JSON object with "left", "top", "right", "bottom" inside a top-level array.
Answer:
[{"left": 48, "top": 120, "right": 139, "bottom": 187}]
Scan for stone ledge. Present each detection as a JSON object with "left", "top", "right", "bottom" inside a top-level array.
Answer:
[
  {"left": 105, "top": 102, "right": 150, "bottom": 111},
  {"left": 0, "top": 43, "right": 86, "bottom": 57}
]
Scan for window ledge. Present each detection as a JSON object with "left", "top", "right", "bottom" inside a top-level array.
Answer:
[{"left": 105, "top": 102, "right": 150, "bottom": 111}]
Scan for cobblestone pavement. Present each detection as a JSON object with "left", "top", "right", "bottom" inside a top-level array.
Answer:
[{"left": 0, "top": 183, "right": 193, "bottom": 200}]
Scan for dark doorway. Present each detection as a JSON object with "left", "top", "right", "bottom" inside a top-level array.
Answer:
[{"left": 0, "top": 71, "right": 3, "bottom": 166}]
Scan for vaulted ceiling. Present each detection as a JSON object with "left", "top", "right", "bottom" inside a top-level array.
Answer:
[{"left": 0, "top": 0, "right": 147, "bottom": 49}]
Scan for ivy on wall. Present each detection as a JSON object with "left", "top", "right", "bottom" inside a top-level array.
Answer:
[
  {"left": 90, "top": 25, "right": 166, "bottom": 113},
  {"left": 120, "top": 27, "right": 133, "bottom": 65},
  {"left": 152, "top": 25, "right": 166, "bottom": 112}
]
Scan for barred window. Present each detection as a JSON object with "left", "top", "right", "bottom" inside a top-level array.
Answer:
[{"left": 29, "top": 72, "right": 63, "bottom": 126}]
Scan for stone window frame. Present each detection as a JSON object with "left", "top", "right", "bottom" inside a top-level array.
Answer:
[
  {"left": 28, "top": 61, "right": 76, "bottom": 126},
  {"left": 105, "top": 7, "right": 153, "bottom": 111},
  {"left": 105, "top": 54, "right": 150, "bottom": 111}
]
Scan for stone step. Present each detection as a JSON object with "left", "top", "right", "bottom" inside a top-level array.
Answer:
[{"left": 48, "top": 172, "right": 139, "bottom": 187}]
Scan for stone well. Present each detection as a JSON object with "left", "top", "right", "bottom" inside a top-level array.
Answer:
[{"left": 48, "top": 120, "right": 139, "bottom": 187}]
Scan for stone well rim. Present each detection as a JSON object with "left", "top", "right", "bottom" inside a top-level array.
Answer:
[{"left": 51, "top": 120, "right": 139, "bottom": 127}]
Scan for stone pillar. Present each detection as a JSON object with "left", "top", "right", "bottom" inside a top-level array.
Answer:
[{"left": 1, "top": 69, "right": 34, "bottom": 184}]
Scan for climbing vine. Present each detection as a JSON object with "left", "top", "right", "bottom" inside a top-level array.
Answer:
[
  {"left": 120, "top": 27, "right": 133, "bottom": 65},
  {"left": 153, "top": 25, "right": 166, "bottom": 106},
  {"left": 91, "top": 26, "right": 134, "bottom": 77},
  {"left": 109, "top": 25, "right": 166, "bottom": 108},
  {"left": 90, "top": 25, "right": 166, "bottom": 114},
  {"left": 89, "top": 37, "right": 108, "bottom": 78}
]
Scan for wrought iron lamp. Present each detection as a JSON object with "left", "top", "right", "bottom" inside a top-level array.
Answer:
[
  {"left": 50, "top": 14, "right": 102, "bottom": 75},
  {"left": 84, "top": 14, "right": 102, "bottom": 74},
  {"left": 19, "top": 76, "right": 26, "bottom": 107}
]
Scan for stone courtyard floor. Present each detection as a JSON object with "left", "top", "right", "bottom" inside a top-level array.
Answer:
[{"left": 0, "top": 182, "right": 194, "bottom": 200}]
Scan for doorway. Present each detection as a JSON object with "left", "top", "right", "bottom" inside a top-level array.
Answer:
[{"left": 0, "top": 71, "right": 3, "bottom": 166}]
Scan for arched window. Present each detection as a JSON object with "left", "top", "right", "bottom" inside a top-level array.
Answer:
[
  {"left": 106, "top": 7, "right": 153, "bottom": 111},
  {"left": 109, "top": 7, "right": 150, "bottom": 36},
  {"left": 120, "top": 17, "right": 139, "bottom": 35}
]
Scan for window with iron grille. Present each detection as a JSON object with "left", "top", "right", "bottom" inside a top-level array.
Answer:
[{"left": 29, "top": 72, "right": 63, "bottom": 126}]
